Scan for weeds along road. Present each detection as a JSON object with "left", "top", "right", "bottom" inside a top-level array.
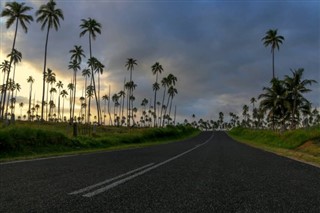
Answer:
[{"left": 1, "top": 131, "right": 320, "bottom": 212}]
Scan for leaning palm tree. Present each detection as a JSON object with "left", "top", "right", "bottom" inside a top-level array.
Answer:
[
  {"left": 262, "top": 29, "right": 285, "bottom": 79},
  {"left": 1, "top": 2, "right": 33, "bottom": 118},
  {"left": 151, "top": 62, "right": 163, "bottom": 127},
  {"left": 80, "top": 18, "right": 102, "bottom": 124},
  {"left": 36, "top": 0, "right": 64, "bottom": 121}
]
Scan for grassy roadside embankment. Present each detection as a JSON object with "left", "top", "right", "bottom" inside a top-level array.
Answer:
[
  {"left": 228, "top": 125, "right": 320, "bottom": 167},
  {"left": 0, "top": 121, "right": 200, "bottom": 162}
]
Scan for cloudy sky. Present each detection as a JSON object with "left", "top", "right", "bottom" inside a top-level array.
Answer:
[{"left": 1, "top": 0, "right": 319, "bottom": 123}]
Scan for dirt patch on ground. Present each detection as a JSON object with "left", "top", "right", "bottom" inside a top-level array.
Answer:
[{"left": 295, "top": 140, "right": 320, "bottom": 157}]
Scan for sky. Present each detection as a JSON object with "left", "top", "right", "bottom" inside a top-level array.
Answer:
[{"left": 1, "top": 0, "right": 319, "bottom": 123}]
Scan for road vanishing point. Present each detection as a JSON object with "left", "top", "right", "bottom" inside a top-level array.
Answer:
[{"left": 1, "top": 131, "right": 320, "bottom": 212}]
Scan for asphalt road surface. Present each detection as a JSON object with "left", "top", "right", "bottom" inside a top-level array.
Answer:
[{"left": 1, "top": 131, "right": 320, "bottom": 212}]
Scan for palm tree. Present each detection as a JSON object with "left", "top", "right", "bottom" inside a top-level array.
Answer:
[
  {"left": 161, "top": 74, "right": 177, "bottom": 126},
  {"left": 125, "top": 58, "right": 137, "bottom": 126},
  {"left": 151, "top": 62, "right": 163, "bottom": 127},
  {"left": 118, "top": 90, "right": 125, "bottom": 122},
  {"left": 262, "top": 29, "right": 285, "bottom": 79},
  {"left": 1, "top": 2, "right": 33, "bottom": 118},
  {"left": 67, "top": 83, "right": 74, "bottom": 122},
  {"left": 60, "top": 89, "right": 68, "bottom": 121},
  {"left": 86, "top": 85, "right": 94, "bottom": 123},
  {"left": 36, "top": 0, "right": 64, "bottom": 121},
  {"left": 0, "top": 60, "right": 10, "bottom": 115},
  {"left": 27, "top": 76, "right": 34, "bottom": 121},
  {"left": 69, "top": 45, "right": 85, "bottom": 64},
  {"left": 56, "top": 80, "right": 63, "bottom": 120},
  {"left": 82, "top": 68, "right": 90, "bottom": 122},
  {"left": 68, "top": 60, "right": 80, "bottom": 123},
  {"left": 80, "top": 18, "right": 102, "bottom": 124},
  {"left": 259, "top": 78, "right": 288, "bottom": 130},
  {"left": 49, "top": 87, "right": 57, "bottom": 119},
  {"left": 167, "top": 86, "right": 177, "bottom": 124},
  {"left": 6, "top": 49, "right": 22, "bottom": 117},
  {"left": 284, "top": 68, "right": 317, "bottom": 129},
  {"left": 12, "top": 82, "right": 21, "bottom": 115},
  {"left": 19, "top": 102, "right": 24, "bottom": 118},
  {"left": 45, "top": 68, "right": 56, "bottom": 121},
  {"left": 102, "top": 94, "right": 109, "bottom": 125}
]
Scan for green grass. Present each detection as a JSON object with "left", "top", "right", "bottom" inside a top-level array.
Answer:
[
  {"left": 0, "top": 121, "right": 200, "bottom": 162},
  {"left": 228, "top": 125, "right": 320, "bottom": 166}
]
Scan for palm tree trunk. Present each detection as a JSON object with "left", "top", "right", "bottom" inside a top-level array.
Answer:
[
  {"left": 72, "top": 70, "right": 76, "bottom": 123},
  {"left": 2, "top": 18, "right": 18, "bottom": 119},
  {"left": 272, "top": 48, "right": 275, "bottom": 79},
  {"left": 41, "top": 26, "right": 50, "bottom": 122},
  {"left": 160, "top": 87, "right": 167, "bottom": 127}
]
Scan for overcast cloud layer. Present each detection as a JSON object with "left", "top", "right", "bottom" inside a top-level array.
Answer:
[{"left": 1, "top": 0, "right": 319, "bottom": 122}]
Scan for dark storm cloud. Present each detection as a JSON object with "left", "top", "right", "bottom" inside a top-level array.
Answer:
[{"left": 1, "top": 0, "right": 319, "bottom": 122}]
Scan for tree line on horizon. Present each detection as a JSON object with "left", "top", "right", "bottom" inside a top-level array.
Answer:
[
  {"left": 0, "top": 0, "right": 179, "bottom": 127},
  {"left": 189, "top": 29, "right": 318, "bottom": 132}
]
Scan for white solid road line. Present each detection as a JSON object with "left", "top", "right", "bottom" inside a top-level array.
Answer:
[
  {"left": 69, "top": 163, "right": 155, "bottom": 195},
  {"left": 82, "top": 133, "right": 214, "bottom": 197}
]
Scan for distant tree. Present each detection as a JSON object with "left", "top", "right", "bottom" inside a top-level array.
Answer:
[{"left": 27, "top": 76, "right": 34, "bottom": 121}]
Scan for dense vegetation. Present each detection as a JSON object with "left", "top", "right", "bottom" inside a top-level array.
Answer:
[{"left": 0, "top": 122, "right": 199, "bottom": 160}]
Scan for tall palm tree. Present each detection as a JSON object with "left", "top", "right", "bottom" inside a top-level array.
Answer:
[
  {"left": 161, "top": 73, "right": 177, "bottom": 126},
  {"left": 80, "top": 18, "right": 102, "bottom": 124},
  {"left": 67, "top": 83, "right": 74, "bottom": 122},
  {"left": 284, "top": 68, "right": 317, "bottom": 129},
  {"left": 12, "top": 82, "right": 21, "bottom": 115},
  {"left": 1, "top": 2, "right": 33, "bottom": 118},
  {"left": 36, "top": 0, "right": 64, "bottom": 121},
  {"left": 6, "top": 49, "right": 22, "bottom": 117},
  {"left": 56, "top": 80, "right": 63, "bottom": 120},
  {"left": 167, "top": 86, "right": 177, "bottom": 124},
  {"left": 45, "top": 68, "right": 56, "bottom": 121},
  {"left": 27, "top": 76, "right": 34, "bottom": 121},
  {"left": 82, "top": 68, "right": 90, "bottom": 122},
  {"left": 125, "top": 58, "right": 137, "bottom": 126},
  {"left": 102, "top": 94, "right": 109, "bottom": 125},
  {"left": 151, "top": 62, "right": 163, "bottom": 127},
  {"left": 262, "top": 29, "right": 285, "bottom": 79},
  {"left": 0, "top": 60, "right": 10, "bottom": 115},
  {"left": 86, "top": 85, "right": 94, "bottom": 123},
  {"left": 68, "top": 60, "right": 80, "bottom": 123},
  {"left": 60, "top": 89, "right": 68, "bottom": 122}
]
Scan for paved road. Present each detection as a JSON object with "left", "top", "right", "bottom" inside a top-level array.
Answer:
[{"left": 1, "top": 131, "right": 320, "bottom": 212}]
